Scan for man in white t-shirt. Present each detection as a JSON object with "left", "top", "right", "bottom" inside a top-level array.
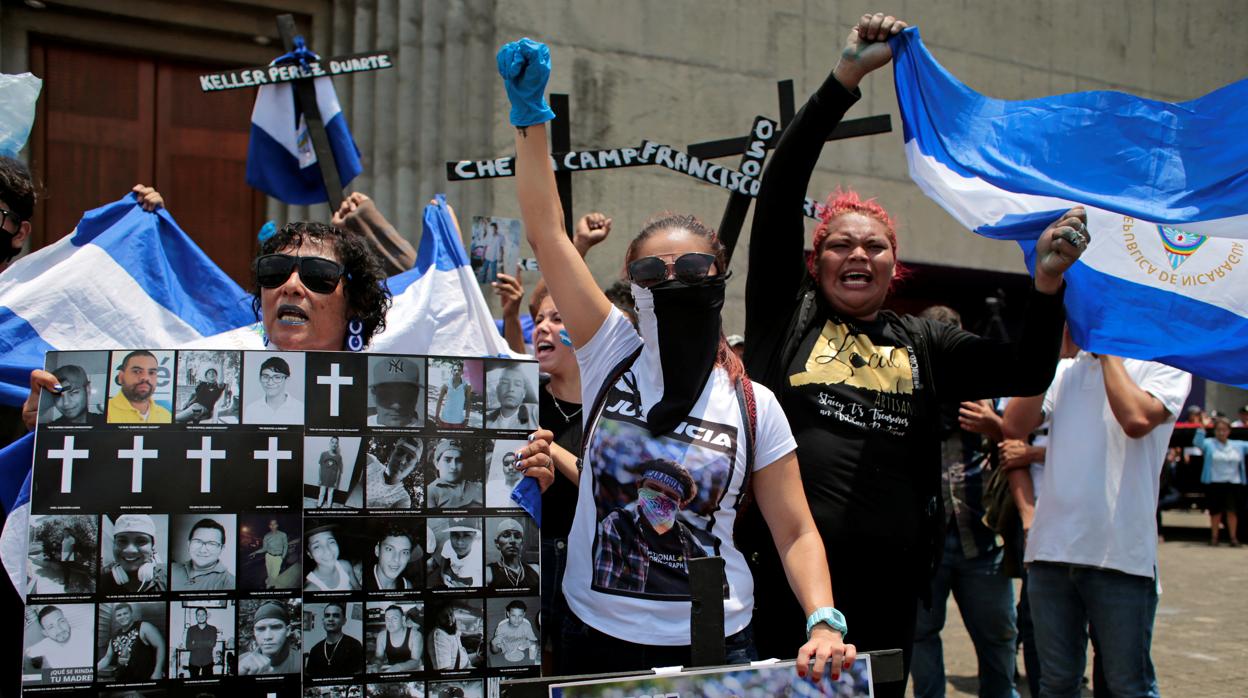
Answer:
[
  {"left": 1003, "top": 346, "right": 1189, "bottom": 698},
  {"left": 25, "top": 606, "right": 91, "bottom": 681}
]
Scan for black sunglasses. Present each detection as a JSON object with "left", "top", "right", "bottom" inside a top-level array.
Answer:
[
  {"left": 254, "top": 254, "right": 345, "bottom": 294},
  {"left": 627, "top": 252, "right": 717, "bottom": 288}
]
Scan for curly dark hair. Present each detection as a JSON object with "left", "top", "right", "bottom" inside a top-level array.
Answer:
[
  {"left": 0, "top": 156, "right": 35, "bottom": 221},
  {"left": 251, "top": 221, "right": 392, "bottom": 348}
]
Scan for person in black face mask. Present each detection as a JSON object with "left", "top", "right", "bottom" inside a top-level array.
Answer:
[
  {"left": 499, "top": 38, "right": 853, "bottom": 684},
  {"left": 0, "top": 156, "right": 35, "bottom": 273}
]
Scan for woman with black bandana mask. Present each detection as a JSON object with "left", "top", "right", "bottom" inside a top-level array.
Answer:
[{"left": 498, "top": 39, "right": 853, "bottom": 683}]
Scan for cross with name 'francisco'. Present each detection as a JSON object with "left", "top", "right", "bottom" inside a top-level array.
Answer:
[
  {"left": 48, "top": 435, "right": 89, "bottom": 494},
  {"left": 187, "top": 436, "right": 227, "bottom": 493},
  {"left": 254, "top": 437, "right": 292, "bottom": 493},
  {"left": 118, "top": 435, "right": 158, "bottom": 493},
  {"left": 317, "top": 362, "right": 354, "bottom": 417}
]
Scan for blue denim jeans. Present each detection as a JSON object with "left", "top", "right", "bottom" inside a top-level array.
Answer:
[
  {"left": 541, "top": 536, "right": 571, "bottom": 673},
  {"left": 560, "top": 610, "right": 756, "bottom": 674},
  {"left": 911, "top": 527, "right": 1019, "bottom": 698},
  {"left": 1027, "top": 562, "right": 1159, "bottom": 698}
]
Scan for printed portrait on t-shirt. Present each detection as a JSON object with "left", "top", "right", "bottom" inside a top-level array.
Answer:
[{"left": 586, "top": 382, "right": 739, "bottom": 599}]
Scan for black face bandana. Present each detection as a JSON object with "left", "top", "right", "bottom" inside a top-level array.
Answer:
[
  {"left": 0, "top": 228, "right": 19, "bottom": 264},
  {"left": 632, "top": 274, "right": 728, "bottom": 436}
]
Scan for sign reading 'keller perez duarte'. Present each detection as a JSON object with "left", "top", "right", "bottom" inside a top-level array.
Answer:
[{"left": 198, "top": 51, "right": 393, "bottom": 92}]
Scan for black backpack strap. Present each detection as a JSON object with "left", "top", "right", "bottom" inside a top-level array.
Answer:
[
  {"left": 579, "top": 345, "right": 644, "bottom": 458},
  {"left": 733, "top": 377, "right": 759, "bottom": 515}
]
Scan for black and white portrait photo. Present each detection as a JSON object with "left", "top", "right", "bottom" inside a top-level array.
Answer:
[
  {"left": 483, "top": 517, "right": 539, "bottom": 592},
  {"left": 303, "top": 601, "right": 365, "bottom": 679},
  {"left": 363, "top": 435, "right": 425, "bottom": 510},
  {"left": 37, "top": 350, "right": 109, "bottom": 426},
  {"left": 485, "top": 597, "right": 540, "bottom": 669},
  {"left": 428, "top": 679, "right": 484, "bottom": 698},
  {"left": 238, "top": 512, "right": 301, "bottom": 591},
  {"left": 425, "top": 600, "right": 484, "bottom": 672},
  {"left": 483, "top": 439, "right": 527, "bottom": 509},
  {"left": 169, "top": 514, "right": 236, "bottom": 592},
  {"left": 169, "top": 599, "right": 234, "bottom": 679},
  {"left": 426, "top": 517, "right": 483, "bottom": 590},
  {"left": 483, "top": 360, "right": 539, "bottom": 431},
  {"left": 96, "top": 601, "right": 168, "bottom": 683},
  {"left": 364, "top": 601, "right": 424, "bottom": 674},
  {"left": 242, "top": 351, "right": 305, "bottom": 425},
  {"left": 237, "top": 599, "right": 302, "bottom": 676},
  {"left": 425, "top": 438, "right": 484, "bottom": 510},
  {"left": 22, "top": 602, "right": 94, "bottom": 687},
  {"left": 304, "top": 435, "right": 364, "bottom": 510},
  {"left": 99, "top": 513, "right": 169, "bottom": 595},
  {"left": 427, "top": 358, "right": 483, "bottom": 429},
  {"left": 175, "top": 350, "right": 241, "bottom": 424},
  {"left": 364, "top": 517, "right": 424, "bottom": 592},
  {"left": 26, "top": 514, "right": 97, "bottom": 596},
  {"left": 368, "top": 355, "right": 425, "bottom": 428},
  {"left": 303, "top": 519, "right": 366, "bottom": 592}
]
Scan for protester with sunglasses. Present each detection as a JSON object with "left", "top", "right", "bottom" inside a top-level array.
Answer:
[
  {"left": 22, "top": 219, "right": 390, "bottom": 426},
  {"left": 738, "top": 14, "right": 1085, "bottom": 691},
  {"left": 499, "top": 38, "right": 852, "bottom": 683}
]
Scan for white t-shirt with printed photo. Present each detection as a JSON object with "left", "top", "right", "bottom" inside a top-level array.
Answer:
[
  {"left": 562, "top": 307, "right": 797, "bottom": 645},
  {"left": 1025, "top": 353, "right": 1190, "bottom": 578}
]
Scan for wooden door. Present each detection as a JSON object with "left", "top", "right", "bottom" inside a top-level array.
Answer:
[
  {"left": 155, "top": 59, "right": 265, "bottom": 284},
  {"left": 28, "top": 40, "right": 265, "bottom": 286}
]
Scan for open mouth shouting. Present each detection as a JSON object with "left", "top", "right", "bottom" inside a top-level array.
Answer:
[
  {"left": 839, "top": 268, "right": 875, "bottom": 289},
  {"left": 276, "top": 303, "right": 309, "bottom": 326}
]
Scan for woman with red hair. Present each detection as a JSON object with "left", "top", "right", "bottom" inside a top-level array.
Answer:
[{"left": 740, "top": 12, "right": 1089, "bottom": 692}]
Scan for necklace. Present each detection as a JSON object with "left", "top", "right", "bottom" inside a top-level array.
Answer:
[
  {"left": 323, "top": 636, "right": 341, "bottom": 663},
  {"left": 500, "top": 560, "right": 524, "bottom": 586},
  {"left": 546, "top": 384, "right": 582, "bottom": 421}
]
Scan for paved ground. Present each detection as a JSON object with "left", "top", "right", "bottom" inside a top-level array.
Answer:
[{"left": 911, "top": 510, "right": 1248, "bottom": 697}]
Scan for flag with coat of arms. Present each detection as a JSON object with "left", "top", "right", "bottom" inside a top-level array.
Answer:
[{"left": 889, "top": 27, "right": 1248, "bottom": 388}]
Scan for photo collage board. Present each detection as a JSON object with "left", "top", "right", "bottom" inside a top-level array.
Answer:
[{"left": 24, "top": 349, "right": 543, "bottom": 698}]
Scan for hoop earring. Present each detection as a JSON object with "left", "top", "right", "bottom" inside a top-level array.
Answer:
[{"left": 346, "top": 318, "right": 365, "bottom": 352}]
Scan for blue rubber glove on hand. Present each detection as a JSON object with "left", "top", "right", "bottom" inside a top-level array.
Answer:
[{"left": 497, "top": 38, "right": 556, "bottom": 127}]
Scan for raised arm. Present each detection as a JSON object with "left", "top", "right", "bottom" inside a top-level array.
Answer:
[
  {"left": 743, "top": 14, "right": 902, "bottom": 366},
  {"left": 500, "top": 39, "right": 612, "bottom": 347}
]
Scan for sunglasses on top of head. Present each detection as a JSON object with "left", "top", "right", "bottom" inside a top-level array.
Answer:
[
  {"left": 627, "top": 252, "right": 718, "bottom": 288},
  {"left": 254, "top": 254, "right": 345, "bottom": 294}
]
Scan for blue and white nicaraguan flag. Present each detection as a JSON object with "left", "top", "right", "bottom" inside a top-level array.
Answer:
[
  {"left": 890, "top": 27, "right": 1248, "bottom": 388},
  {"left": 0, "top": 193, "right": 256, "bottom": 594},
  {"left": 0, "top": 193, "right": 515, "bottom": 595},
  {"left": 245, "top": 45, "right": 363, "bottom": 205}
]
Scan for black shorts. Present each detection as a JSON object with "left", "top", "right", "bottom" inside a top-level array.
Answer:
[{"left": 1205, "top": 482, "right": 1246, "bottom": 514}]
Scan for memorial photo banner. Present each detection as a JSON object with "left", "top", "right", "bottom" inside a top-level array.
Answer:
[
  {"left": 548, "top": 657, "right": 874, "bottom": 697},
  {"left": 23, "top": 349, "right": 541, "bottom": 698}
]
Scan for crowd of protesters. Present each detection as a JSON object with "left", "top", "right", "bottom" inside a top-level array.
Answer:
[{"left": 3, "top": 9, "right": 1241, "bottom": 698}]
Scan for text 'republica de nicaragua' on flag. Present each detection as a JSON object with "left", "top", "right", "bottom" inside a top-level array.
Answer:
[
  {"left": 889, "top": 27, "right": 1248, "bottom": 388},
  {"left": 245, "top": 47, "right": 363, "bottom": 205}
]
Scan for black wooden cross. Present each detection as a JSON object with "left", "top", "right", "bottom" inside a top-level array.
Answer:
[
  {"left": 445, "top": 79, "right": 891, "bottom": 254},
  {"left": 197, "top": 13, "right": 395, "bottom": 211},
  {"left": 690, "top": 80, "right": 892, "bottom": 266}
]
